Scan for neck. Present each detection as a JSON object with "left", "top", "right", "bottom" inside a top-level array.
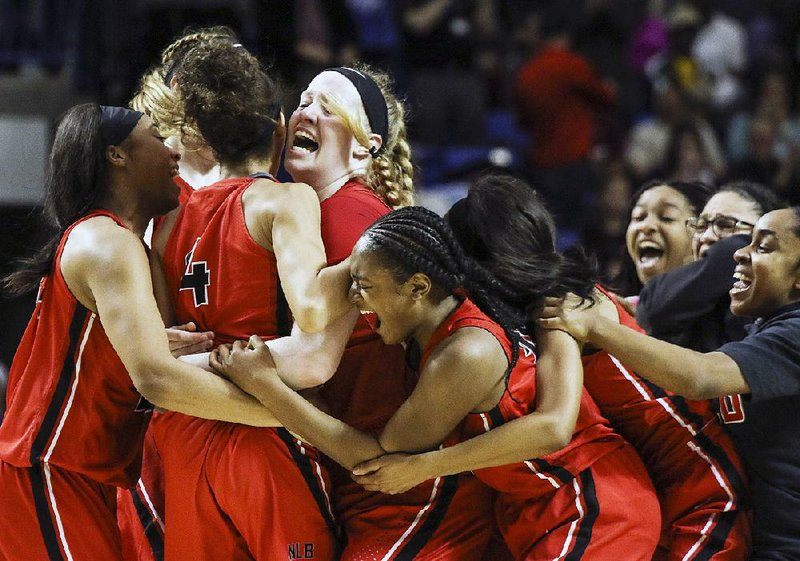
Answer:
[
  {"left": 96, "top": 192, "right": 150, "bottom": 237},
  {"left": 219, "top": 156, "right": 275, "bottom": 180},
  {"left": 313, "top": 164, "right": 370, "bottom": 201},
  {"left": 412, "top": 295, "right": 461, "bottom": 349}
]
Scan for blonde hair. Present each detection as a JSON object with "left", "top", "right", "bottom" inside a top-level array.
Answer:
[{"left": 320, "top": 63, "right": 414, "bottom": 209}]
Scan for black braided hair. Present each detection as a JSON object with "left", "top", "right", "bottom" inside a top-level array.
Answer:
[{"left": 361, "top": 206, "right": 527, "bottom": 402}]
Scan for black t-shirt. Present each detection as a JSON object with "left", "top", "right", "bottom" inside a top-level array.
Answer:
[
  {"left": 637, "top": 234, "right": 751, "bottom": 352},
  {"left": 717, "top": 302, "right": 800, "bottom": 560}
]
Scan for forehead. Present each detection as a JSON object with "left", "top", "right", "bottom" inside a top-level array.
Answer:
[
  {"left": 304, "top": 71, "right": 362, "bottom": 108},
  {"left": 702, "top": 191, "right": 753, "bottom": 216},
  {"left": 635, "top": 185, "right": 690, "bottom": 210},
  {"left": 756, "top": 209, "right": 800, "bottom": 240},
  {"left": 129, "top": 115, "right": 154, "bottom": 137}
]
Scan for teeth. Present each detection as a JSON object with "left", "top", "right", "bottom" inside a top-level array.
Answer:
[
  {"left": 638, "top": 241, "right": 661, "bottom": 250},
  {"left": 295, "top": 131, "right": 315, "bottom": 142}
]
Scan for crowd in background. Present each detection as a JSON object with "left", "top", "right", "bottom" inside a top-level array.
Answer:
[{"left": 2, "top": 0, "right": 800, "bottom": 279}]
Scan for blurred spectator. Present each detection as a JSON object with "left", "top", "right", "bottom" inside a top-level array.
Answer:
[
  {"left": 398, "top": 0, "right": 493, "bottom": 146},
  {"left": 659, "top": 121, "right": 721, "bottom": 184},
  {"left": 573, "top": 0, "right": 644, "bottom": 141},
  {"left": 638, "top": 181, "right": 784, "bottom": 351},
  {"left": 513, "top": 8, "right": 616, "bottom": 232},
  {"left": 726, "top": 117, "right": 799, "bottom": 203},
  {"left": 625, "top": 78, "right": 725, "bottom": 181},
  {"left": 293, "top": 0, "right": 359, "bottom": 95},
  {"left": 726, "top": 67, "right": 800, "bottom": 162},
  {"left": 252, "top": 0, "right": 357, "bottom": 104},
  {"left": 345, "top": 0, "right": 400, "bottom": 74},
  {"left": 583, "top": 158, "right": 636, "bottom": 281},
  {"left": 645, "top": 2, "right": 713, "bottom": 111},
  {"left": 692, "top": 0, "right": 748, "bottom": 118}
]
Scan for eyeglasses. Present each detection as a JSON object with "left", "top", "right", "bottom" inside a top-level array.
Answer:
[{"left": 685, "top": 215, "right": 755, "bottom": 237}]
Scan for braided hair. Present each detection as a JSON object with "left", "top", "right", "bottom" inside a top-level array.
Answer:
[{"left": 361, "top": 206, "right": 526, "bottom": 401}]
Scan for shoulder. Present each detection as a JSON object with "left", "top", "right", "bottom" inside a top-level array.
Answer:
[
  {"left": 245, "top": 179, "right": 319, "bottom": 213},
  {"left": 323, "top": 183, "right": 387, "bottom": 218},
  {"left": 63, "top": 216, "right": 144, "bottom": 270},
  {"left": 426, "top": 326, "right": 507, "bottom": 377}
]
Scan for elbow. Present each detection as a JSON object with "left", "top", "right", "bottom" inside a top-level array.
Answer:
[
  {"left": 682, "top": 376, "right": 721, "bottom": 401},
  {"left": 129, "top": 363, "right": 177, "bottom": 410},
  {"left": 293, "top": 301, "right": 328, "bottom": 334},
  {"left": 293, "top": 364, "right": 335, "bottom": 390},
  {"left": 540, "top": 417, "right": 574, "bottom": 455}
]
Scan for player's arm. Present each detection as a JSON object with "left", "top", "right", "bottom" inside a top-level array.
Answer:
[
  {"left": 378, "top": 328, "right": 509, "bottom": 453},
  {"left": 265, "top": 310, "right": 358, "bottom": 390},
  {"left": 212, "top": 336, "right": 385, "bottom": 469},
  {"left": 247, "top": 181, "right": 353, "bottom": 334},
  {"left": 352, "top": 329, "right": 583, "bottom": 494},
  {"left": 214, "top": 327, "right": 507, "bottom": 469},
  {"left": 61, "top": 218, "right": 282, "bottom": 426},
  {"left": 539, "top": 292, "right": 750, "bottom": 399}
]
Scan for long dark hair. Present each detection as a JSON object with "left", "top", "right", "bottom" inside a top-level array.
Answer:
[
  {"left": 446, "top": 174, "right": 598, "bottom": 328},
  {"left": 3, "top": 104, "right": 109, "bottom": 295},
  {"left": 361, "top": 206, "right": 526, "bottom": 398}
]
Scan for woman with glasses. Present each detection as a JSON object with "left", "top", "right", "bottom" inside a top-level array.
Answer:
[
  {"left": 638, "top": 181, "right": 784, "bottom": 352},
  {"left": 540, "top": 206, "right": 800, "bottom": 559}
]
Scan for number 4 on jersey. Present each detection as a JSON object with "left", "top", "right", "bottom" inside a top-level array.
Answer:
[{"left": 180, "top": 237, "right": 211, "bottom": 307}]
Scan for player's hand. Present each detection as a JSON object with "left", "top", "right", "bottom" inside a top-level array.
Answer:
[
  {"left": 538, "top": 293, "right": 597, "bottom": 342},
  {"left": 351, "top": 453, "right": 431, "bottom": 495},
  {"left": 166, "top": 322, "right": 214, "bottom": 357},
  {"left": 210, "top": 335, "right": 278, "bottom": 396}
]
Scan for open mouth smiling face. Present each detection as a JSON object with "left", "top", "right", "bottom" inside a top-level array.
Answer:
[{"left": 291, "top": 129, "right": 319, "bottom": 154}]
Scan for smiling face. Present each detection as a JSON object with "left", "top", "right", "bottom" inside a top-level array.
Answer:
[
  {"left": 123, "top": 115, "right": 182, "bottom": 215},
  {"left": 284, "top": 71, "right": 368, "bottom": 189},
  {"left": 348, "top": 239, "right": 425, "bottom": 345},
  {"left": 693, "top": 191, "right": 760, "bottom": 259},
  {"left": 626, "top": 185, "right": 697, "bottom": 284},
  {"left": 730, "top": 209, "right": 800, "bottom": 318}
]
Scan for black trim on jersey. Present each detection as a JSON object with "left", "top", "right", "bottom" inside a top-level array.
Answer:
[
  {"left": 276, "top": 428, "right": 340, "bottom": 547},
  {"left": 565, "top": 469, "right": 599, "bottom": 560},
  {"left": 30, "top": 304, "right": 90, "bottom": 464},
  {"left": 693, "top": 509, "right": 739, "bottom": 561},
  {"left": 276, "top": 278, "right": 291, "bottom": 337},
  {"left": 639, "top": 375, "right": 747, "bottom": 559},
  {"left": 395, "top": 474, "right": 459, "bottom": 560},
  {"left": 488, "top": 405, "right": 505, "bottom": 429},
  {"left": 248, "top": 172, "right": 277, "bottom": 181},
  {"left": 131, "top": 488, "right": 164, "bottom": 561},
  {"left": 530, "top": 458, "right": 575, "bottom": 487},
  {"left": 640, "top": 378, "right": 708, "bottom": 429},
  {"left": 28, "top": 466, "right": 66, "bottom": 561}
]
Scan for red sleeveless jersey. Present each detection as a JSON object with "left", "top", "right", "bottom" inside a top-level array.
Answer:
[
  {"left": 423, "top": 298, "right": 624, "bottom": 497},
  {"left": 0, "top": 210, "right": 150, "bottom": 488},
  {"left": 162, "top": 176, "right": 288, "bottom": 342},
  {"left": 584, "top": 286, "right": 750, "bottom": 559},
  {"left": 319, "top": 180, "right": 415, "bottom": 435}
]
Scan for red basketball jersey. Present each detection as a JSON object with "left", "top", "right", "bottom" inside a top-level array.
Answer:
[
  {"left": 161, "top": 177, "right": 288, "bottom": 342},
  {"left": 425, "top": 298, "right": 624, "bottom": 495},
  {"left": 0, "top": 210, "right": 150, "bottom": 488},
  {"left": 583, "top": 286, "right": 750, "bottom": 559}
]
